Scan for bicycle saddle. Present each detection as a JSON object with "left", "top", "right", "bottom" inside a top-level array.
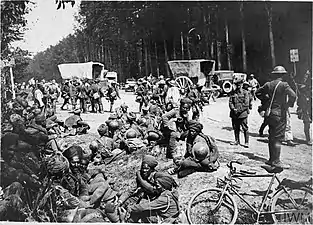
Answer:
[{"left": 261, "top": 165, "right": 283, "bottom": 174}]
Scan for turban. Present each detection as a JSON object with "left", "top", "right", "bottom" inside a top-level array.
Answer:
[
  {"left": 63, "top": 145, "right": 83, "bottom": 160},
  {"left": 154, "top": 172, "right": 178, "bottom": 190},
  {"left": 188, "top": 120, "right": 203, "bottom": 133},
  {"left": 46, "top": 152, "right": 70, "bottom": 175},
  {"left": 97, "top": 124, "right": 108, "bottom": 136},
  {"left": 180, "top": 97, "right": 192, "bottom": 106},
  {"left": 142, "top": 155, "right": 158, "bottom": 169}
]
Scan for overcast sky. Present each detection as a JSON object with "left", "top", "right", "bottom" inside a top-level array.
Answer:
[{"left": 13, "top": 0, "right": 81, "bottom": 55}]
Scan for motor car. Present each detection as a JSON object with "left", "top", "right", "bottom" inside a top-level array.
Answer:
[{"left": 125, "top": 78, "right": 137, "bottom": 92}]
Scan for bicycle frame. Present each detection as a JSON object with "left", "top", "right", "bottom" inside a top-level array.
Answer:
[{"left": 217, "top": 171, "right": 306, "bottom": 223}]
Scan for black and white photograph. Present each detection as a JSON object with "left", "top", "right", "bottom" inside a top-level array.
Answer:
[{"left": 0, "top": 0, "right": 312, "bottom": 223}]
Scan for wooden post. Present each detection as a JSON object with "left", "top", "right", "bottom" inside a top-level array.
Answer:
[{"left": 173, "top": 37, "right": 177, "bottom": 60}]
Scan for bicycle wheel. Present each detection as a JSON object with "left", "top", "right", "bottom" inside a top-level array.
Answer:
[
  {"left": 187, "top": 188, "right": 238, "bottom": 224},
  {"left": 271, "top": 187, "right": 313, "bottom": 224}
]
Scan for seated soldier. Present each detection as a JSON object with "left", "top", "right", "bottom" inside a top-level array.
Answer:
[
  {"left": 120, "top": 172, "right": 179, "bottom": 223},
  {"left": 118, "top": 155, "right": 159, "bottom": 209},
  {"left": 64, "top": 109, "right": 90, "bottom": 135},
  {"left": 61, "top": 145, "right": 89, "bottom": 197},
  {"left": 169, "top": 120, "right": 220, "bottom": 178}
]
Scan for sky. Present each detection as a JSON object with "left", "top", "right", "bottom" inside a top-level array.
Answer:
[{"left": 13, "top": 0, "right": 81, "bottom": 55}]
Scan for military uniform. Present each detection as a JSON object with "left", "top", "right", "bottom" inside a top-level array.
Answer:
[
  {"left": 229, "top": 86, "right": 250, "bottom": 146},
  {"left": 256, "top": 66, "right": 296, "bottom": 169}
]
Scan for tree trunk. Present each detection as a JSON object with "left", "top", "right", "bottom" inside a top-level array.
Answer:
[
  {"left": 148, "top": 40, "right": 153, "bottom": 76},
  {"left": 144, "top": 39, "right": 148, "bottom": 77},
  {"left": 266, "top": 2, "right": 276, "bottom": 67},
  {"left": 173, "top": 37, "right": 177, "bottom": 60},
  {"left": 203, "top": 6, "right": 211, "bottom": 59},
  {"left": 155, "top": 42, "right": 160, "bottom": 77},
  {"left": 240, "top": 2, "right": 247, "bottom": 72},
  {"left": 224, "top": 15, "right": 232, "bottom": 70},
  {"left": 137, "top": 40, "right": 142, "bottom": 77},
  {"left": 187, "top": 7, "right": 191, "bottom": 59},
  {"left": 217, "top": 41, "right": 222, "bottom": 70},
  {"left": 180, "top": 32, "right": 184, "bottom": 60},
  {"left": 163, "top": 39, "right": 170, "bottom": 77}
]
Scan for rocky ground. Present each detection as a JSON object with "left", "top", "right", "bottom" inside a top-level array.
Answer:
[{"left": 55, "top": 90, "right": 312, "bottom": 223}]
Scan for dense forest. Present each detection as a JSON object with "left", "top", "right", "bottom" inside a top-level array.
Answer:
[{"left": 2, "top": 1, "right": 312, "bottom": 84}]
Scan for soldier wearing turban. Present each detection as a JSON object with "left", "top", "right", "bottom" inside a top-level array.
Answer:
[
  {"left": 169, "top": 120, "right": 220, "bottom": 178},
  {"left": 124, "top": 172, "right": 179, "bottom": 223},
  {"left": 118, "top": 155, "right": 159, "bottom": 210}
]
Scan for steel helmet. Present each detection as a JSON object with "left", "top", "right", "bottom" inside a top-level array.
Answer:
[
  {"left": 192, "top": 142, "right": 209, "bottom": 162},
  {"left": 125, "top": 128, "right": 137, "bottom": 139},
  {"left": 271, "top": 66, "right": 287, "bottom": 74},
  {"left": 108, "top": 120, "right": 119, "bottom": 130},
  {"left": 147, "top": 130, "right": 160, "bottom": 141},
  {"left": 89, "top": 140, "right": 99, "bottom": 152}
]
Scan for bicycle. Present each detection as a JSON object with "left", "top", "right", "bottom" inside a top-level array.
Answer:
[{"left": 187, "top": 161, "right": 313, "bottom": 224}]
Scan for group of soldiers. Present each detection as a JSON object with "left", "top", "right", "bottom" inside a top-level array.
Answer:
[
  {"left": 0, "top": 74, "right": 220, "bottom": 222},
  {"left": 228, "top": 66, "right": 312, "bottom": 172},
  {"left": 0, "top": 65, "right": 311, "bottom": 222},
  {"left": 60, "top": 78, "right": 121, "bottom": 113}
]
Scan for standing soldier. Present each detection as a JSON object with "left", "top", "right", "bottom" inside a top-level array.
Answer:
[
  {"left": 136, "top": 79, "right": 148, "bottom": 113},
  {"left": 48, "top": 79, "right": 60, "bottom": 113},
  {"left": 256, "top": 66, "right": 296, "bottom": 170},
  {"left": 229, "top": 78, "right": 250, "bottom": 148},
  {"left": 297, "top": 71, "right": 312, "bottom": 146},
  {"left": 248, "top": 74, "right": 259, "bottom": 100},
  {"left": 61, "top": 80, "right": 71, "bottom": 110},
  {"left": 77, "top": 79, "right": 89, "bottom": 113},
  {"left": 187, "top": 84, "right": 202, "bottom": 120},
  {"left": 89, "top": 79, "right": 103, "bottom": 113},
  {"left": 69, "top": 80, "right": 78, "bottom": 111},
  {"left": 107, "top": 81, "right": 120, "bottom": 112}
]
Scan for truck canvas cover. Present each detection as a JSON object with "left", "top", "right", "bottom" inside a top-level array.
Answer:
[
  {"left": 168, "top": 59, "right": 215, "bottom": 78},
  {"left": 58, "top": 62, "right": 104, "bottom": 80}
]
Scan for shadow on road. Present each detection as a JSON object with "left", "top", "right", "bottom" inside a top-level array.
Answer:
[
  {"left": 234, "top": 151, "right": 267, "bottom": 163},
  {"left": 257, "top": 138, "right": 268, "bottom": 144},
  {"left": 293, "top": 137, "right": 307, "bottom": 144},
  {"left": 222, "top": 126, "right": 233, "bottom": 132},
  {"left": 215, "top": 138, "right": 232, "bottom": 144}
]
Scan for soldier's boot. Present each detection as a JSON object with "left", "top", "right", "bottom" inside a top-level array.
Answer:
[
  {"left": 265, "top": 141, "right": 274, "bottom": 165},
  {"left": 304, "top": 123, "right": 312, "bottom": 145},
  {"left": 271, "top": 140, "right": 290, "bottom": 169},
  {"left": 99, "top": 103, "right": 104, "bottom": 114},
  {"left": 230, "top": 129, "right": 240, "bottom": 145},
  {"left": 243, "top": 131, "right": 249, "bottom": 148},
  {"left": 109, "top": 103, "right": 113, "bottom": 113}
]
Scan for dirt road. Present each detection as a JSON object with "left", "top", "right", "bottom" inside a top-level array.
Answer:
[{"left": 55, "top": 90, "right": 312, "bottom": 222}]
